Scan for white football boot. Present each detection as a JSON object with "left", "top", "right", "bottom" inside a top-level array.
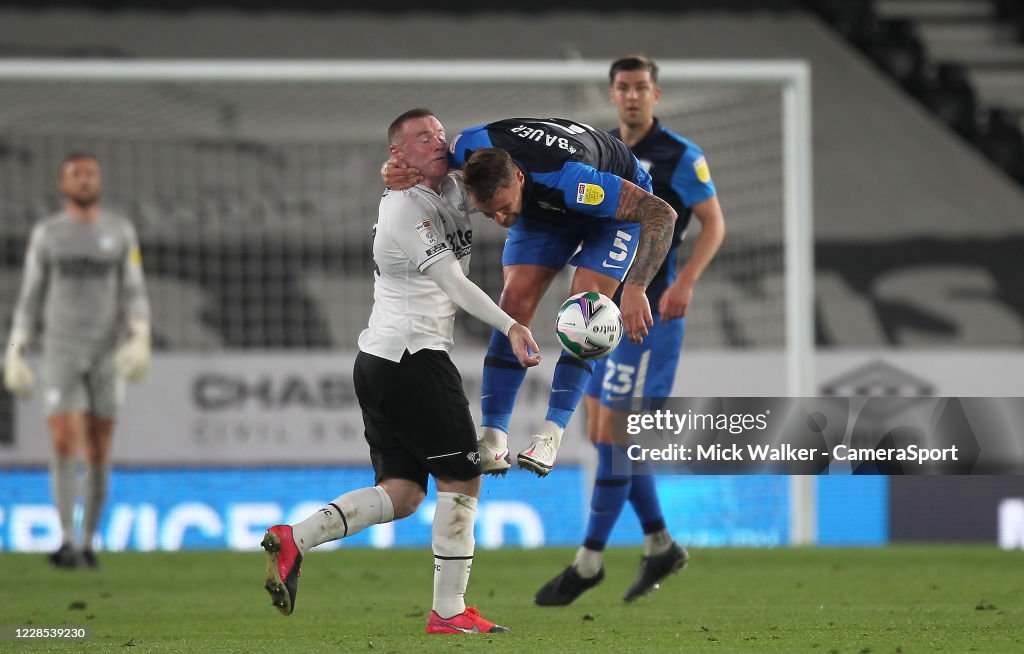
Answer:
[
  {"left": 478, "top": 427, "right": 512, "bottom": 476},
  {"left": 517, "top": 421, "right": 565, "bottom": 477}
]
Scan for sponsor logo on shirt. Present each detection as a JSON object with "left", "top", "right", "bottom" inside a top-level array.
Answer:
[
  {"left": 56, "top": 257, "right": 117, "bottom": 278},
  {"left": 447, "top": 228, "right": 473, "bottom": 260},
  {"left": 415, "top": 219, "right": 439, "bottom": 245},
  {"left": 693, "top": 156, "right": 712, "bottom": 183},
  {"left": 576, "top": 183, "right": 605, "bottom": 206},
  {"left": 425, "top": 243, "right": 448, "bottom": 257},
  {"left": 128, "top": 247, "right": 143, "bottom": 266}
]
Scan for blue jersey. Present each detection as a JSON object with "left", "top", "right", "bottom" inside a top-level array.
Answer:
[
  {"left": 609, "top": 118, "right": 716, "bottom": 305},
  {"left": 449, "top": 117, "right": 650, "bottom": 224}
]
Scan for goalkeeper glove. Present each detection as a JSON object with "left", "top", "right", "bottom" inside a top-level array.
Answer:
[
  {"left": 4, "top": 328, "right": 35, "bottom": 399},
  {"left": 115, "top": 319, "right": 151, "bottom": 382}
]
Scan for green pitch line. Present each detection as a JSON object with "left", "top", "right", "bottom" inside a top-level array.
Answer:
[{"left": 2, "top": 546, "right": 1021, "bottom": 653}]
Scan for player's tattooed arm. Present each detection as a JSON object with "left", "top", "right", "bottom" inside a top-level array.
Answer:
[{"left": 614, "top": 181, "right": 677, "bottom": 289}]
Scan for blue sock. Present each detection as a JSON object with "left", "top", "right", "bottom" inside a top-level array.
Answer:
[
  {"left": 582, "top": 444, "right": 633, "bottom": 551},
  {"left": 629, "top": 459, "right": 666, "bottom": 534},
  {"left": 481, "top": 329, "right": 528, "bottom": 433},
  {"left": 544, "top": 352, "right": 594, "bottom": 428}
]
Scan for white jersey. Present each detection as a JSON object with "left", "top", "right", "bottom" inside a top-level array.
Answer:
[{"left": 358, "top": 173, "right": 474, "bottom": 362}]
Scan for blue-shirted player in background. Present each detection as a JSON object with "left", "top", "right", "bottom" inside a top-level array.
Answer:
[
  {"left": 448, "top": 118, "right": 677, "bottom": 478},
  {"left": 387, "top": 116, "right": 678, "bottom": 478},
  {"left": 535, "top": 55, "right": 726, "bottom": 605}
]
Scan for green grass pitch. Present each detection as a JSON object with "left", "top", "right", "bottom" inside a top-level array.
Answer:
[{"left": 4, "top": 546, "right": 1022, "bottom": 653}]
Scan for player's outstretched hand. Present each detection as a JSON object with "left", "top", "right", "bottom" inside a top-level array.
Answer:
[
  {"left": 508, "top": 323, "right": 542, "bottom": 368},
  {"left": 620, "top": 285, "right": 653, "bottom": 344},
  {"left": 380, "top": 155, "right": 423, "bottom": 190},
  {"left": 3, "top": 350, "right": 35, "bottom": 399}
]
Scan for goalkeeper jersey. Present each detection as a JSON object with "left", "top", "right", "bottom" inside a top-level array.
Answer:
[
  {"left": 358, "top": 172, "right": 475, "bottom": 362},
  {"left": 448, "top": 117, "right": 651, "bottom": 224},
  {"left": 10, "top": 211, "right": 150, "bottom": 352}
]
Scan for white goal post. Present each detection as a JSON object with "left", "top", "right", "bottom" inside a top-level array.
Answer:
[{"left": 0, "top": 58, "right": 816, "bottom": 543}]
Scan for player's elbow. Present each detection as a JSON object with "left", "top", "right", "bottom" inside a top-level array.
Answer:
[
  {"left": 655, "top": 202, "right": 678, "bottom": 232},
  {"left": 652, "top": 195, "right": 677, "bottom": 225},
  {"left": 705, "top": 210, "right": 726, "bottom": 245}
]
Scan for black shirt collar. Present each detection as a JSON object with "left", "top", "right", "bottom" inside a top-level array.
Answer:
[
  {"left": 514, "top": 158, "right": 534, "bottom": 203},
  {"left": 630, "top": 117, "right": 663, "bottom": 152}
]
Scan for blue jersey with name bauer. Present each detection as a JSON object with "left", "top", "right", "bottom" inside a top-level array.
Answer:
[{"left": 448, "top": 117, "right": 653, "bottom": 224}]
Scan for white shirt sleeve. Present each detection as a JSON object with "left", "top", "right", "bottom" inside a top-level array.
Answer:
[{"left": 423, "top": 256, "right": 517, "bottom": 336}]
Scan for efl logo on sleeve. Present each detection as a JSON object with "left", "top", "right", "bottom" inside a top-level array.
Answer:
[
  {"left": 415, "top": 219, "right": 438, "bottom": 245},
  {"left": 693, "top": 156, "right": 712, "bottom": 183},
  {"left": 576, "top": 183, "right": 606, "bottom": 206}
]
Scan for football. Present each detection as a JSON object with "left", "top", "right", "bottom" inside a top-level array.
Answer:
[{"left": 555, "top": 291, "right": 623, "bottom": 360}]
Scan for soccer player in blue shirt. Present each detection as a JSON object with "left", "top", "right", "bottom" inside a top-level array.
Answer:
[
  {"left": 535, "top": 55, "right": 726, "bottom": 605},
  {"left": 388, "top": 116, "right": 677, "bottom": 478}
]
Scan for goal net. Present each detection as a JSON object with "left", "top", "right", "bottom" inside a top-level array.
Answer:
[
  {"left": 0, "top": 59, "right": 816, "bottom": 547},
  {"left": 0, "top": 60, "right": 811, "bottom": 386}
]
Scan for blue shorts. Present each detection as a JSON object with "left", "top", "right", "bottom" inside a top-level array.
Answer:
[
  {"left": 502, "top": 214, "right": 642, "bottom": 282},
  {"left": 586, "top": 315, "right": 685, "bottom": 410},
  {"left": 501, "top": 166, "right": 652, "bottom": 282}
]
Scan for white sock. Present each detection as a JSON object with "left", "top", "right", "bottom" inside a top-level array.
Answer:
[
  {"left": 539, "top": 420, "right": 564, "bottom": 448},
  {"left": 81, "top": 463, "right": 110, "bottom": 551},
  {"left": 573, "top": 545, "right": 603, "bottom": 579},
  {"left": 291, "top": 486, "right": 394, "bottom": 555},
  {"left": 644, "top": 529, "right": 674, "bottom": 556},
  {"left": 478, "top": 426, "right": 507, "bottom": 450},
  {"left": 50, "top": 457, "right": 78, "bottom": 546},
  {"left": 432, "top": 491, "right": 478, "bottom": 619}
]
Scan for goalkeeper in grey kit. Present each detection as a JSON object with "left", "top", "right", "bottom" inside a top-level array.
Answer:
[{"left": 4, "top": 153, "right": 151, "bottom": 569}]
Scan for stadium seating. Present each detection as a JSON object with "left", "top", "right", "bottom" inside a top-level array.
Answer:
[
  {"left": 809, "top": 0, "right": 1024, "bottom": 188},
  {"left": 976, "top": 107, "right": 1024, "bottom": 182}
]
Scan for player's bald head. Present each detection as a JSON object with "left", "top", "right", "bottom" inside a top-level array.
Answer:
[{"left": 388, "top": 108, "right": 437, "bottom": 145}]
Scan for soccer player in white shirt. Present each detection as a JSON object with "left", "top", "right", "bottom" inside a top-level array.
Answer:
[
  {"left": 262, "top": 109, "right": 539, "bottom": 635},
  {"left": 5, "top": 153, "right": 152, "bottom": 569}
]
